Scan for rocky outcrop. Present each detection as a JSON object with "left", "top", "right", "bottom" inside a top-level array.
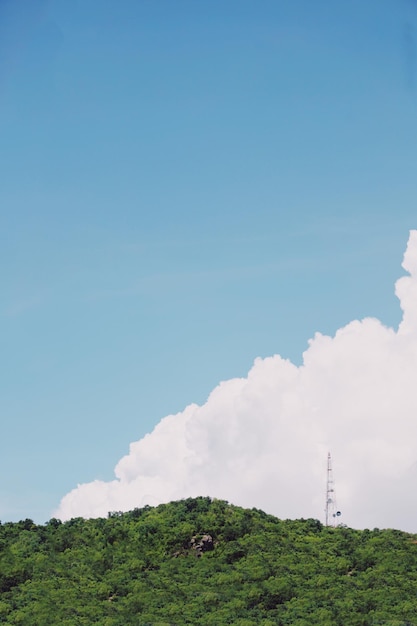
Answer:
[{"left": 190, "top": 534, "right": 214, "bottom": 557}]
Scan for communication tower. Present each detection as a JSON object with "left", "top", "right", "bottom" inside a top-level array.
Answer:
[{"left": 325, "top": 452, "right": 341, "bottom": 527}]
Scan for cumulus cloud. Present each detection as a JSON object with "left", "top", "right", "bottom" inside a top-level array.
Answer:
[{"left": 55, "top": 231, "right": 417, "bottom": 532}]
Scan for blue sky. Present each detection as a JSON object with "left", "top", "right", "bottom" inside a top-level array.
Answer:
[{"left": 1, "top": 0, "right": 416, "bottom": 523}]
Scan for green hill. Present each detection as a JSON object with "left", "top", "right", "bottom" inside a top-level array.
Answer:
[{"left": 1, "top": 497, "right": 416, "bottom": 625}]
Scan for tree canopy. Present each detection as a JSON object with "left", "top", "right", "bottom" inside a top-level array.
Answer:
[{"left": 0, "top": 497, "right": 416, "bottom": 625}]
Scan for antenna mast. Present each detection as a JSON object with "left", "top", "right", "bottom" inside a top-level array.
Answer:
[{"left": 325, "top": 452, "right": 341, "bottom": 527}]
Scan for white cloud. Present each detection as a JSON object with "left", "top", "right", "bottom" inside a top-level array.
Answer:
[{"left": 55, "top": 230, "right": 417, "bottom": 532}]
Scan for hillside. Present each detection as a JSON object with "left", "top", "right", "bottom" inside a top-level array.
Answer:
[{"left": 0, "top": 497, "right": 416, "bottom": 625}]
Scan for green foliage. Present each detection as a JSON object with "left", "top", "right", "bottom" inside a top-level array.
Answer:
[{"left": 0, "top": 497, "right": 417, "bottom": 624}]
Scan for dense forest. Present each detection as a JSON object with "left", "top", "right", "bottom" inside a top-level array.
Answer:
[{"left": 0, "top": 497, "right": 416, "bottom": 625}]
